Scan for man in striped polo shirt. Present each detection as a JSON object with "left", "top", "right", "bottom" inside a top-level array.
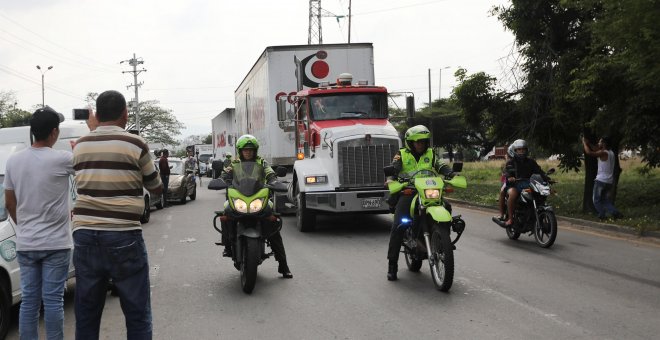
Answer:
[{"left": 72, "top": 90, "right": 162, "bottom": 340}]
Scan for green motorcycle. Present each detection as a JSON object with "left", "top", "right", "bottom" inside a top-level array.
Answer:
[
  {"left": 384, "top": 163, "right": 467, "bottom": 292},
  {"left": 208, "top": 161, "right": 287, "bottom": 294}
]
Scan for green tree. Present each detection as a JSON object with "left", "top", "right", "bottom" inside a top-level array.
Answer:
[
  {"left": 203, "top": 134, "right": 212, "bottom": 144},
  {"left": 85, "top": 93, "right": 184, "bottom": 146}
]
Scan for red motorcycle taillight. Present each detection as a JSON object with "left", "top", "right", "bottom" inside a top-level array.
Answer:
[{"left": 402, "top": 188, "right": 414, "bottom": 196}]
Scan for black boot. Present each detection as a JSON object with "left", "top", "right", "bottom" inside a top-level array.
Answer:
[
  {"left": 222, "top": 246, "right": 232, "bottom": 257},
  {"left": 278, "top": 262, "right": 293, "bottom": 279},
  {"left": 387, "top": 261, "right": 398, "bottom": 281}
]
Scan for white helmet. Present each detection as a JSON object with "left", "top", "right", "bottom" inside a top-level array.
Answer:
[{"left": 511, "top": 139, "right": 528, "bottom": 160}]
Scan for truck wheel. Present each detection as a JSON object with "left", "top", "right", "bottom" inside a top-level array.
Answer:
[{"left": 295, "top": 185, "right": 316, "bottom": 232}]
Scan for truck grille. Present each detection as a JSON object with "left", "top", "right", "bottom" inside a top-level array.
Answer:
[{"left": 338, "top": 138, "right": 399, "bottom": 187}]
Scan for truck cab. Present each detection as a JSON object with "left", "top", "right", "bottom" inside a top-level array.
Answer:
[{"left": 278, "top": 74, "right": 413, "bottom": 232}]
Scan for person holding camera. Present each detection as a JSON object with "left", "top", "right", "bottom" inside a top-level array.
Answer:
[{"left": 72, "top": 90, "right": 162, "bottom": 339}]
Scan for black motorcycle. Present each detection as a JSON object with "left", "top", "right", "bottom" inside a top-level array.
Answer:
[
  {"left": 492, "top": 169, "right": 558, "bottom": 248},
  {"left": 208, "top": 162, "right": 287, "bottom": 293}
]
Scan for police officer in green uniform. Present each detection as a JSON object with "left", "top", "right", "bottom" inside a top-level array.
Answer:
[
  {"left": 386, "top": 125, "right": 453, "bottom": 281},
  {"left": 221, "top": 134, "right": 293, "bottom": 278}
]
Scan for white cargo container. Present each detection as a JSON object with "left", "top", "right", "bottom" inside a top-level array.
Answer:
[{"left": 234, "top": 43, "right": 376, "bottom": 166}]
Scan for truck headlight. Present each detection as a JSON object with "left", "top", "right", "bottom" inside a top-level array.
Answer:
[
  {"left": 424, "top": 189, "right": 440, "bottom": 199},
  {"left": 249, "top": 199, "right": 264, "bottom": 212},
  {"left": 233, "top": 199, "right": 248, "bottom": 213},
  {"left": 305, "top": 175, "right": 327, "bottom": 184}
]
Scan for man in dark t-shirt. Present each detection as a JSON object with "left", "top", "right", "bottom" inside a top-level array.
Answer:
[{"left": 159, "top": 149, "right": 170, "bottom": 207}]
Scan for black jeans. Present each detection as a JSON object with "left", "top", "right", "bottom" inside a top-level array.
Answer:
[
  {"left": 160, "top": 174, "right": 169, "bottom": 204},
  {"left": 387, "top": 195, "right": 415, "bottom": 262}
]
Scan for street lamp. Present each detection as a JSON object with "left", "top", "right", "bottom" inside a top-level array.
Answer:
[
  {"left": 439, "top": 66, "right": 450, "bottom": 100},
  {"left": 36, "top": 65, "right": 53, "bottom": 107}
]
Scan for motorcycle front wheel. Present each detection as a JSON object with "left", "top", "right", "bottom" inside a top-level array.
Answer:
[
  {"left": 429, "top": 223, "right": 454, "bottom": 292},
  {"left": 240, "top": 238, "right": 260, "bottom": 294},
  {"left": 534, "top": 210, "right": 557, "bottom": 248}
]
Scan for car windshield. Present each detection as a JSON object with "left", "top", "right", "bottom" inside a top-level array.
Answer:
[
  {"left": 198, "top": 154, "right": 212, "bottom": 163},
  {"left": 309, "top": 93, "right": 388, "bottom": 121},
  {"left": 168, "top": 160, "right": 185, "bottom": 175},
  {"left": 0, "top": 176, "right": 7, "bottom": 222}
]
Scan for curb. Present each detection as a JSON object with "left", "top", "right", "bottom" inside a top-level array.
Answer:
[{"left": 445, "top": 198, "right": 660, "bottom": 239}]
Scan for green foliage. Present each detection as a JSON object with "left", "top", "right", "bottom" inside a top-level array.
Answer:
[
  {"left": 1, "top": 108, "right": 32, "bottom": 128},
  {"left": 203, "top": 134, "right": 212, "bottom": 144},
  {"left": 126, "top": 100, "right": 184, "bottom": 146}
]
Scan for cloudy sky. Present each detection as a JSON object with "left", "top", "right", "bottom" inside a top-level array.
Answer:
[{"left": 0, "top": 0, "right": 514, "bottom": 139}]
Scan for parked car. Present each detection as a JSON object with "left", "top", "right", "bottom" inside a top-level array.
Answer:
[
  {"left": 165, "top": 159, "right": 196, "bottom": 204},
  {"left": 141, "top": 188, "right": 164, "bottom": 223}
]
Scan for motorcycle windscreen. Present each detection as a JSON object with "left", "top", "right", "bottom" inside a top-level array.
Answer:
[{"left": 231, "top": 161, "right": 265, "bottom": 197}]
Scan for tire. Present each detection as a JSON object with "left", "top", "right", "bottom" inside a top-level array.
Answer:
[
  {"left": 180, "top": 188, "right": 187, "bottom": 204},
  {"left": 140, "top": 196, "right": 150, "bottom": 224},
  {"left": 429, "top": 223, "right": 454, "bottom": 292},
  {"left": 155, "top": 195, "right": 164, "bottom": 210},
  {"left": 295, "top": 184, "right": 316, "bottom": 232},
  {"left": 0, "top": 281, "right": 11, "bottom": 340},
  {"left": 534, "top": 210, "right": 557, "bottom": 248},
  {"left": 404, "top": 248, "right": 423, "bottom": 272},
  {"left": 190, "top": 186, "right": 196, "bottom": 201},
  {"left": 240, "top": 238, "right": 260, "bottom": 294},
  {"left": 505, "top": 225, "right": 521, "bottom": 240}
]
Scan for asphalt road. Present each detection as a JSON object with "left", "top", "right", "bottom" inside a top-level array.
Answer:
[{"left": 6, "top": 184, "right": 660, "bottom": 339}]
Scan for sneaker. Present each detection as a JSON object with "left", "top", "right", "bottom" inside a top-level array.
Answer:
[{"left": 222, "top": 247, "right": 232, "bottom": 257}]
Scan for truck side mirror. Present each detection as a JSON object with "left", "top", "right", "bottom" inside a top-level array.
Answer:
[{"left": 276, "top": 98, "right": 287, "bottom": 122}]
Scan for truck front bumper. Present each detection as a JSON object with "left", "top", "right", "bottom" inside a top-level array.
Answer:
[{"left": 304, "top": 189, "right": 391, "bottom": 213}]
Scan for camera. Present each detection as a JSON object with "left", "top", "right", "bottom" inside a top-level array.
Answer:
[{"left": 73, "top": 108, "right": 90, "bottom": 120}]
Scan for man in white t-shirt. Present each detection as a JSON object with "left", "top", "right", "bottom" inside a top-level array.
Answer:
[
  {"left": 3, "top": 106, "right": 74, "bottom": 339},
  {"left": 582, "top": 136, "right": 623, "bottom": 220}
]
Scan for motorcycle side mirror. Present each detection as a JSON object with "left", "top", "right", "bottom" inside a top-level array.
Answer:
[
  {"left": 208, "top": 178, "right": 228, "bottom": 190},
  {"left": 211, "top": 160, "right": 224, "bottom": 172},
  {"left": 452, "top": 162, "right": 463, "bottom": 173},
  {"left": 266, "top": 181, "right": 288, "bottom": 192},
  {"left": 274, "top": 166, "right": 287, "bottom": 177},
  {"left": 546, "top": 168, "right": 556, "bottom": 175},
  {"left": 383, "top": 165, "right": 396, "bottom": 177}
]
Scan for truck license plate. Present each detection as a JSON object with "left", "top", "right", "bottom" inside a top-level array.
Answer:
[{"left": 361, "top": 198, "right": 381, "bottom": 209}]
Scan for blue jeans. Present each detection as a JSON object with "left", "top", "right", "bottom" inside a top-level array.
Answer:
[
  {"left": 160, "top": 174, "right": 169, "bottom": 203},
  {"left": 17, "top": 249, "right": 71, "bottom": 340},
  {"left": 73, "top": 229, "right": 152, "bottom": 340},
  {"left": 593, "top": 180, "right": 620, "bottom": 219}
]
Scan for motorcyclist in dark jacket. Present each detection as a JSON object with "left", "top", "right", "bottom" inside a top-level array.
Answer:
[
  {"left": 221, "top": 134, "right": 292, "bottom": 278},
  {"left": 502, "top": 139, "right": 547, "bottom": 227},
  {"left": 386, "top": 125, "right": 453, "bottom": 281}
]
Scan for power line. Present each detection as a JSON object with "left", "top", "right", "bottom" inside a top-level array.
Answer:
[
  {"left": 121, "top": 54, "right": 146, "bottom": 133},
  {"left": 0, "top": 64, "right": 85, "bottom": 101},
  {"left": 0, "top": 11, "right": 119, "bottom": 71},
  {"left": 353, "top": 0, "right": 450, "bottom": 16}
]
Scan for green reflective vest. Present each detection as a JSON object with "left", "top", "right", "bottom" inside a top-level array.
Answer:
[{"left": 400, "top": 148, "right": 435, "bottom": 175}]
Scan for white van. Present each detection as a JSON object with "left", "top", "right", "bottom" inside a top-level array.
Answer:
[{"left": 0, "top": 122, "right": 89, "bottom": 337}]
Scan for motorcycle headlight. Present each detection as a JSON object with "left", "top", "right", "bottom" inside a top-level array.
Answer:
[
  {"left": 233, "top": 199, "right": 248, "bottom": 213},
  {"left": 249, "top": 198, "right": 264, "bottom": 212},
  {"left": 424, "top": 189, "right": 440, "bottom": 199}
]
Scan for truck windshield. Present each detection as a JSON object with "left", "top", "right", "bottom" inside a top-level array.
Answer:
[{"left": 310, "top": 93, "right": 387, "bottom": 121}]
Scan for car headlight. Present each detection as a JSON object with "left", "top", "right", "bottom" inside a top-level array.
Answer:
[
  {"left": 424, "top": 189, "right": 440, "bottom": 199},
  {"left": 249, "top": 199, "right": 264, "bottom": 212},
  {"left": 233, "top": 199, "right": 248, "bottom": 213}
]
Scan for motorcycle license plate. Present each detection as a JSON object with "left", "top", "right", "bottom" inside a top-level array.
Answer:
[{"left": 361, "top": 198, "right": 381, "bottom": 209}]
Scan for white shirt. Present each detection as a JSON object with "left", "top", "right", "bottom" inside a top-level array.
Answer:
[
  {"left": 595, "top": 150, "right": 615, "bottom": 184},
  {"left": 3, "top": 147, "right": 74, "bottom": 251}
]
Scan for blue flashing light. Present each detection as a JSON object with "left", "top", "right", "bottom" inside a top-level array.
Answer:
[{"left": 400, "top": 217, "right": 411, "bottom": 224}]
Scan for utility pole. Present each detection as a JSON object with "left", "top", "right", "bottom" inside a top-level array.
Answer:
[
  {"left": 308, "top": 0, "right": 322, "bottom": 44},
  {"left": 348, "top": 0, "right": 352, "bottom": 44},
  {"left": 121, "top": 53, "right": 146, "bottom": 133},
  {"left": 438, "top": 66, "right": 450, "bottom": 100},
  {"left": 428, "top": 68, "right": 433, "bottom": 146},
  {"left": 36, "top": 65, "right": 53, "bottom": 107}
]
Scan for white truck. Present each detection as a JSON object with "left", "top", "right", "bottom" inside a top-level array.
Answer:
[{"left": 234, "top": 43, "right": 414, "bottom": 232}]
